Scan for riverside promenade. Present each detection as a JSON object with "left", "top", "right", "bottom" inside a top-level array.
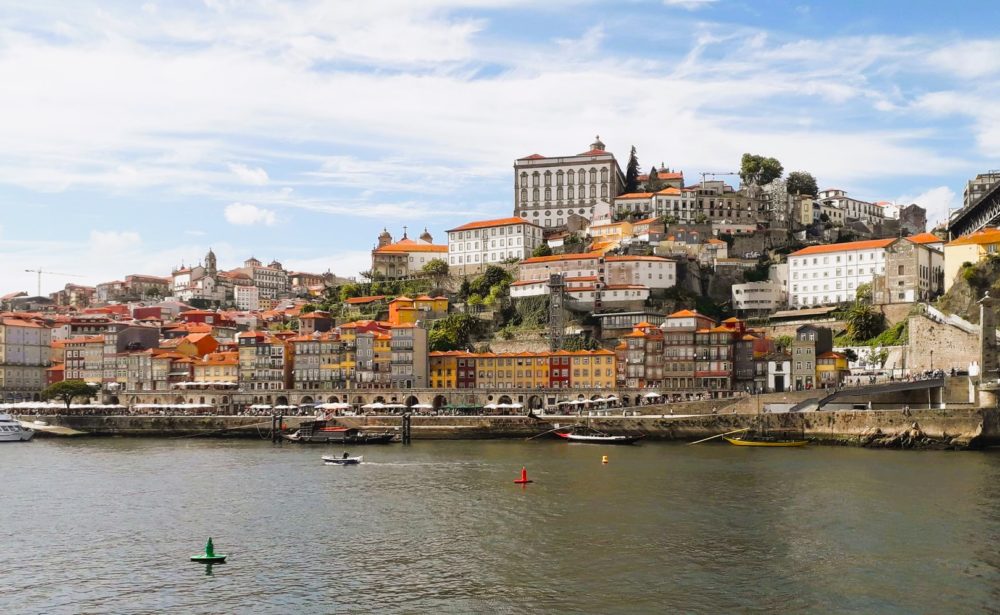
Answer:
[{"left": 18, "top": 406, "right": 1000, "bottom": 449}]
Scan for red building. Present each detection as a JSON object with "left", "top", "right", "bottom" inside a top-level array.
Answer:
[{"left": 548, "top": 351, "right": 571, "bottom": 388}]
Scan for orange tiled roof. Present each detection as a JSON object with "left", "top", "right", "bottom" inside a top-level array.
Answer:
[
  {"left": 448, "top": 217, "right": 539, "bottom": 232},
  {"left": 521, "top": 252, "right": 602, "bottom": 265},
  {"left": 655, "top": 187, "right": 682, "bottom": 195},
  {"left": 615, "top": 192, "right": 654, "bottom": 199},
  {"left": 374, "top": 238, "right": 447, "bottom": 254},
  {"left": 945, "top": 227, "right": 1000, "bottom": 247},
  {"left": 906, "top": 232, "right": 943, "bottom": 245},
  {"left": 790, "top": 238, "right": 895, "bottom": 256}
]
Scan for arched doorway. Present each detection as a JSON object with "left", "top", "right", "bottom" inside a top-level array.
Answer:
[
  {"left": 301, "top": 395, "right": 314, "bottom": 405},
  {"left": 498, "top": 394, "right": 513, "bottom": 405},
  {"left": 328, "top": 395, "right": 340, "bottom": 403},
  {"left": 621, "top": 395, "right": 631, "bottom": 407},
  {"left": 432, "top": 394, "right": 448, "bottom": 410},
  {"left": 174, "top": 395, "right": 185, "bottom": 404},
  {"left": 276, "top": 395, "right": 289, "bottom": 406},
  {"left": 404, "top": 395, "right": 419, "bottom": 408},
  {"left": 374, "top": 395, "right": 386, "bottom": 403},
  {"left": 108, "top": 396, "right": 120, "bottom": 405},
  {"left": 527, "top": 395, "right": 543, "bottom": 410},
  {"left": 352, "top": 395, "right": 364, "bottom": 405}
]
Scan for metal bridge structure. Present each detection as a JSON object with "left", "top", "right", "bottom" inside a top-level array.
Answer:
[{"left": 948, "top": 179, "right": 1000, "bottom": 238}]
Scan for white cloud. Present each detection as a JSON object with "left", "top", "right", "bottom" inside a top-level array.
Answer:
[
  {"left": 227, "top": 162, "right": 269, "bottom": 185},
  {"left": 927, "top": 41, "right": 1000, "bottom": 78},
  {"left": 89, "top": 230, "right": 141, "bottom": 253},
  {"left": 663, "top": 0, "right": 717, "bottom": 9},
  {"left": 897, "top": 186, "right": 957, "bottom": 226},
  {"left": 224, "top": 203, "right": 277, "bottom": 226}
]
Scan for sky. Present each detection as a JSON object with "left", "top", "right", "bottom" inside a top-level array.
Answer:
[{"left": 2, "top": 0, "right": 999, "bottom": 296}]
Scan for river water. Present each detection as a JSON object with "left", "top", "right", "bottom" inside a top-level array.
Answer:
[{"left": 3, "top": 438, "right": 1000, "bottom": 614}]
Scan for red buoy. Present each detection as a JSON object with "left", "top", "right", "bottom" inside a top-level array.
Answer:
[{"left": 513, "top": 467, "right": 533, "bottom": 484}]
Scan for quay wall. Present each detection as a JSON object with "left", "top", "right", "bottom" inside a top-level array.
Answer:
[{"left": 24, "top": 408, "right": 1000, "bottom": 449}]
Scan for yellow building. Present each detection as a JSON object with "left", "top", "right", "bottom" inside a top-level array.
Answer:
[
  {"left": 816, "top": 351, "right": 850, "bottom": 386},
  {"left": 943, "top": 227, "right": 1000, "bottom": 291},
  {"left": 193, "top": 351, "right": 239, "bottom": 383},
  {"left": 429, "top": 351, "right": 460, "bottom": 389},
  {"left": 589, "top": 220, "right": 633, "bottom": 244},
  {"left": 569, "top": 349, "right": 617, "bottom": 388}
]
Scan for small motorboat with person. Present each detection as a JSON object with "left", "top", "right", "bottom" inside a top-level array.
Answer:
[
  {"left": 322, "top": 453, "right": 364, "bottom": 465},
  {"left": 554, "top": 426, "right": 643, "bottom": 445}
]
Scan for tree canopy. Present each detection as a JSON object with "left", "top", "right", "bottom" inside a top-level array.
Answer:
[
  {"left": 532, "top": 244, "right": 553, "bottom": 257},
  {"left": 624, "top": 145, "right": 640, "bottom": 192},
  {"left": 422, "top": 258, "right": 449, "bottom": 278},
  {"left": 845, "top": 302, "right": 885, "bottom": 342},
  {"left": 41, "top": 380, "right": 96, "bottom": 411},
  {"left": 646, "top": 166, "right": 663, "bottom": 192},
  {"left": 739, "top": 153, "right": 784, "bottom": 187},
  {"left": 786, "top": 170, "right": 818, "bottom": 196}
]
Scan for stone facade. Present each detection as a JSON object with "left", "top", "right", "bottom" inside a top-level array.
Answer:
[{"left": 907, "top": 314, "right": 979, "bottom": 373}]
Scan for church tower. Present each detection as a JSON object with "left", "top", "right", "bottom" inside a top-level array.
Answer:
[
  {"left": 419, "top": 227, "right": 433, "bottom": 243},
  {"left": 205, "top": 247, "right": 217, "bottom": 276},
  {"left": 378, "top": 228, "right": 393, "bottom": 248}
]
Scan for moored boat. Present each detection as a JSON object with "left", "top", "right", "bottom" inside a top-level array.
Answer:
[
  {"left": 724, "top": 435, "right": 808, "bottom": 447},
  {"left": 285, "top": 422, "right": 396, "bottom": 444},
  {"left": 0, "top": 414, "right": 34, "bottom": 442},
  {"left": 554, "top": 428, "right": 643, "bottom": 445}
]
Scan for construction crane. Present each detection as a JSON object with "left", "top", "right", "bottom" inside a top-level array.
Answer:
[
  {"left": 24, "top": 268, "right": 85, "bottom": 297},
  {"left": 700, "top": 171, "right": 739, "bottom": 186}
]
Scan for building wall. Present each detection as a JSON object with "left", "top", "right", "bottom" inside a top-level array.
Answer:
[
  {"left": 788, "top": 247, "right": 887, "bottom": 306},
  {"left": 447, "top": 221, "right": 543, "bottom": 275},
  {"left": 514, "top": 144, "right": 623, "bottom": 228}
]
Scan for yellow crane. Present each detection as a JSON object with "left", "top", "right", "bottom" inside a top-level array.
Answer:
[{"left": 23, "top": 268, "right": 85, "bottom": 297}]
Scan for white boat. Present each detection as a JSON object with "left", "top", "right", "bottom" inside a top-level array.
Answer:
[
  {"left": 0, "top": 414, "right": 34, "bottom": 442},
  {"left": 322, "top": 454, "right": 363, "bottom": 465}
]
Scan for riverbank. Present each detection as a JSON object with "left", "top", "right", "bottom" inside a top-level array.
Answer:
[{"left": 18, "top": 407, "right": 1000, "bottom": 449}]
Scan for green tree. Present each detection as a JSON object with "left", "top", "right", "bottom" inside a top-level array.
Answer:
[
  {"left": 774, "top": 335, "right": 794, "bottom": 351},
  {"left": 421, "top": 258, "right": 450, "bottom": 289},
  {"left": 846, "top": 302, "right": 885, "bottom": 342},
  {"left": 300, "top": 303, "right": 318, "bottom": 314},
  {"left": 41, "top": 380, "right": 97, "bottom": 411},
  {"left": 843, "top": 348, "right": 859, "bottom": 363},
  {"left": 532, "top": 244, "right": 553, "bottom": 257},
  {"left": 339, "top": 283, "right": 362, "bottom": 302},
  {"left": 739, "top": 153, "right": 784, "bottom": 187},
  {"left": 786, "top": 170, "right": 818, "bottom": 196},
  {"left": 646, "top": 166, "right": 663, "bottom": 192},
  {"left": 624, "top": 145, "right": 640, "bottom": 192},
  {"left": 855, "top": 282, "right": 873, "bottom": 304}
]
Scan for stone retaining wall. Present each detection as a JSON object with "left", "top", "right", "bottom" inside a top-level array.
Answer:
[{"left": 28, "top": 407, "right": 1000, "bottom": 449}]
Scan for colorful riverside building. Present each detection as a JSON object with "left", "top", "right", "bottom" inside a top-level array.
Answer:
[
  {"left": 428, "top": 350, "right": 616, "bottom": 389},
  {"left": 617, "top": 310, "right": 777, "bottom": 395}
]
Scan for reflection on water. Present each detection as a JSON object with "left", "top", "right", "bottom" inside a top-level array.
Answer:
[{"left": 2, "top": 439, "right": 999, "bottom": 613}]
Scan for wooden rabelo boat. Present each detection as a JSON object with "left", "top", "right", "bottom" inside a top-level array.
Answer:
[{"left": 554, "top": 427, "right": 643, "bottom": 445}]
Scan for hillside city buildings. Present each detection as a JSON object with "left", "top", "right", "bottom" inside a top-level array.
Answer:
[{"left": 3, "top": 137, "right": 999, "bottom": 407}]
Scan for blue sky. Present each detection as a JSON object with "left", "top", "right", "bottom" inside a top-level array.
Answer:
[{"left": 2, "top": 0, "right": 999, "bottom": 295}]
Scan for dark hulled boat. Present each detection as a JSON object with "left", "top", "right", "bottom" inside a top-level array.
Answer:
[{"left": 284, "top": 422, "right": 396, "bottom": 444}]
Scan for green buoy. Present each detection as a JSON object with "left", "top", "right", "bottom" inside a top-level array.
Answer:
[{"left": 190, "top": 537, "right": 227, "bottom": 563}]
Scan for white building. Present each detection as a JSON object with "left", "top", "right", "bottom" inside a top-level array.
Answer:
[
  {"left": 446, "top": 217, "right": 544, "bottom": 275},
  {"left": 732, "top": 281, "right": 785, "bottom": 312},
  {"left": 818, "top": 189, "right": 884, "bottom": 226},
  {"left": 234, "top": 285, "right": 260, "bottom": 311},
  {"left": 787, "top": 239, "right": 894, "bottom": 306},
  {"left": 514, "top": 136, "right": 625, "bottom": 228},
  {"left": 511, "top": 253, "right": 675, "bottom": 307}
]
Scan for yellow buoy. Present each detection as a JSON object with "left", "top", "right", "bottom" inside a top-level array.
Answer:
[{"left": 602, "top": 455, "right": 608, "bottom": 464}]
